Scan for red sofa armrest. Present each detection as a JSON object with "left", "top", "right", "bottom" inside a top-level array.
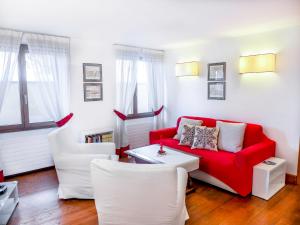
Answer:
[
  {"left": 236, "top": 137, "right": 276, "bottom": 168},
  {"left": 149, "top": 127, "right": 177, "bottom": 144},
  {"left": 234, "top": 137, "right": 276, "bottom": 196}
]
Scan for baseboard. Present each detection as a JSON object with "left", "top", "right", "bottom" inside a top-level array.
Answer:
[
  {"left": 286, "top": 173, "right": 297, "bottom": 185},
  {"left": 4, "top": 166, "right": 55, "bottom": 179}
]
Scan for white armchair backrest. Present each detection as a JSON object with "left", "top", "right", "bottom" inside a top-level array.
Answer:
[
  {"left": 91, "top": 159, "right": 188, "bottom": 225},
  {"left": 48, "top": 119, "right": 77, "bottom": 158}
]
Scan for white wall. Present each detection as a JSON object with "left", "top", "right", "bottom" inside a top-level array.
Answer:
[
  {"left": 70, "top": 39, "right": 116, "bottom": 132},
  {"left": 165, "top": 27, "right": 300, "bottom": 175}
]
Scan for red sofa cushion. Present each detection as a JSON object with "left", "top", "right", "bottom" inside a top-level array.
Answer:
[
  {"left": 159, "top": 138, "right": 236, "bottom": 170},
  {"left": 159, "top": 138, "right": 239, "bottom": 189}
]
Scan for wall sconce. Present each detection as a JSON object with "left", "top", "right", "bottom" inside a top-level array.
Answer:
[
  {"left": 239, "top": 53, "right": 276, "bottom": 74},
  {"left": 176, "top": 61, "right": 200, "bottom": 77}
]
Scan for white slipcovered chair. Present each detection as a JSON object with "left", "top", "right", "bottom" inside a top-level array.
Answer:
[
  {"left": 91, "top": 159, "right": 189, "bottom": 225},
  {"left": 48, "top": 120, "right": 116, "bottom": 199}
]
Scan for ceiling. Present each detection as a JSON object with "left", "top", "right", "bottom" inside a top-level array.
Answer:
[{"left": 1, "top": 0, "right": 299, "bottom": 49}]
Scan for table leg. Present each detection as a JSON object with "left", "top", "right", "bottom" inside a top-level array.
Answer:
[{"left": 186, "top": 174, "right": 196, "bottom": 195}]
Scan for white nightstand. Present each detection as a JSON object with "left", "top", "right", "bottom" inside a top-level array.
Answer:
[{"left": 252, "top": 157, "right": 286, "bottom": 200}]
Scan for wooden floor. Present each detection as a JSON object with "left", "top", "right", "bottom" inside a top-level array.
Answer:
[{"left": 6, "top": 169, "right": 300, "bottom": 225}]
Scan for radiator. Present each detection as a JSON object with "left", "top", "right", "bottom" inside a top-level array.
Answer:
[
  {"left": 0, "top": 119, "right": 154, "bottom": 176},
  {"left": 0, "top": 128, "right": 55, "bottom": 176},
  {"left": 127, "top": 117, "right": 154, "bottom": 149}
]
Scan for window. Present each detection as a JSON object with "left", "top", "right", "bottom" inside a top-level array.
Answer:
[
  {"left": 0, "top": 44, "right": 56, "bottom": 133},
  {"left": 127, "top": 61, "right": 154, "bottom": 119}
]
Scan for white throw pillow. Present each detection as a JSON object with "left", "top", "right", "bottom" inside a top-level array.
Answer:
[
  {"left": 216, "top": 121, "right": 246, "bottom": 153},
  {"left": 174, "top": 118, "right": 203, "bottom": 140}
]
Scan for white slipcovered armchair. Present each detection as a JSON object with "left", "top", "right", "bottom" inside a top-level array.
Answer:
[
  {"left": 91, "top": 159, "right": 189, "bottom": 225},
  {"left": 48, "top": 120, "right": 116, "bottom": 199}
]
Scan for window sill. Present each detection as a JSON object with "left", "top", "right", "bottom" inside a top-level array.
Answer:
[
  {"left": 0, "top": 122, "right": 56, "bottom": 134},
  {"left": 126, "top": 112, "right": 155, "bottom": 120}
]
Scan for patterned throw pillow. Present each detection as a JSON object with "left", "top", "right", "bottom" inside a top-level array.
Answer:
[
  {"left": 192, "top": 126, "right": 219, "bottom": 151},
  {"left": 174, "top": 118, "right": 203, "bottom": 140},
  {"left": 179, "top": 124, "right": 195, "bottom": 146}
]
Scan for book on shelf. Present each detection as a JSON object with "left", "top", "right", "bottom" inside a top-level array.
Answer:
[
  {"left": 87, "top": 136, "right": 93, "bottom": 143},
  {"left": 85, "top": 131, "right": 113, "bottom": 143},
  {"left": 102, "top": 133, "right": 112, "bottom": 139},
  {"left": 102, "top": 137, "right": 113, "bottom": 142}
]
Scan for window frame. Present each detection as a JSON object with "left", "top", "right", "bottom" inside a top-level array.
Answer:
[
  {"left": 0, "top": 44, "right": 56, "bottom": 133},
  {"left": 126, "top": 85, "right": 154, "bottom": 120}
]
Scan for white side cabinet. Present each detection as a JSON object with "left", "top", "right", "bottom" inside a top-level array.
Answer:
[{"left": 252, "top": 157, "right": 286, "bottom": 200}]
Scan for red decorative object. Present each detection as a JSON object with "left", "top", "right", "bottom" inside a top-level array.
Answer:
[
  {"left": 154, "top": 105, "right": 164, "bottom": 116},
  {"left": 56, "top": 113, "right": 74, "bottom": 127},
  {"left": 149, "top": 116, "right": 276, "bottom": 197},
  {"left": 116, "top": 145, "right": 130, "bottom": 158},
  {"left": 0, "top": 170, "right": 4, "bottom": 182},
  {"left": 113, "top": 110, "right": 127, "bottom": 121},
  {"left": 158, "top": 143, "right": 166, "bottom": 155}
]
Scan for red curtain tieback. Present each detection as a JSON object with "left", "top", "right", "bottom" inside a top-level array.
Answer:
[
  {"left": 113, "top": 110, "right": 127, "bottom": 120},
  {"left": 56, "top": 113, "right": 74, "bottom": 127},
  {"left": 154, "top": 105, "right": 164, "bottom": 116}
]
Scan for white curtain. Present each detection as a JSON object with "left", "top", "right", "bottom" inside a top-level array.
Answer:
[
  {"left": 114, "top": 48, "right": 139, "bottom": 149},
  {"left": 0, "top": 29, "right": 22, "bottom": 113},
  {"left": 24, "top": 33, "right": 70, "bottom": 121},
  {"left": 143, "top": 51, "right": 165, "bottom": 129},
  {"left": 114, "top": 47, "right": 165, "bottom": 149}
]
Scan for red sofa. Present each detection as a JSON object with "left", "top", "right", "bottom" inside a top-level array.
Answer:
[{"left": 149, "top": 116, "right": 276, "bottom": 196}]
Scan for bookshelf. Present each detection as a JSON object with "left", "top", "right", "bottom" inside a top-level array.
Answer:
[{"left": 80, "top": 128, "right": 114, "bottom": 143}]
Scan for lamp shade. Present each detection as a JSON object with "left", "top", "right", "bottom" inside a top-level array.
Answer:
[
  {"left": 239, "top": 53, "right": 276, "bottom": 74},
  {"left": 176, "top": 61, "right": 200, "bottom": 77}
]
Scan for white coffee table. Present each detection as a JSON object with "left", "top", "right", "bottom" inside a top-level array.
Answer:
[{"left": 125, "top": 144, "right": 200, "bottom": 193}]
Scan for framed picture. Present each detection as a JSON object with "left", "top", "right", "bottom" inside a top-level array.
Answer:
[
  {"left": 208, "top": 82, "right": 226, "bottom": 100},
  {"left": 208, "top": 62, "right": 226, "bottom": 81},
  {"left": 84, "top": 83, "right": 103, "bottom": 101},
  {"left": 83, "top": 63, "right": 102, "bottom": 82}
]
